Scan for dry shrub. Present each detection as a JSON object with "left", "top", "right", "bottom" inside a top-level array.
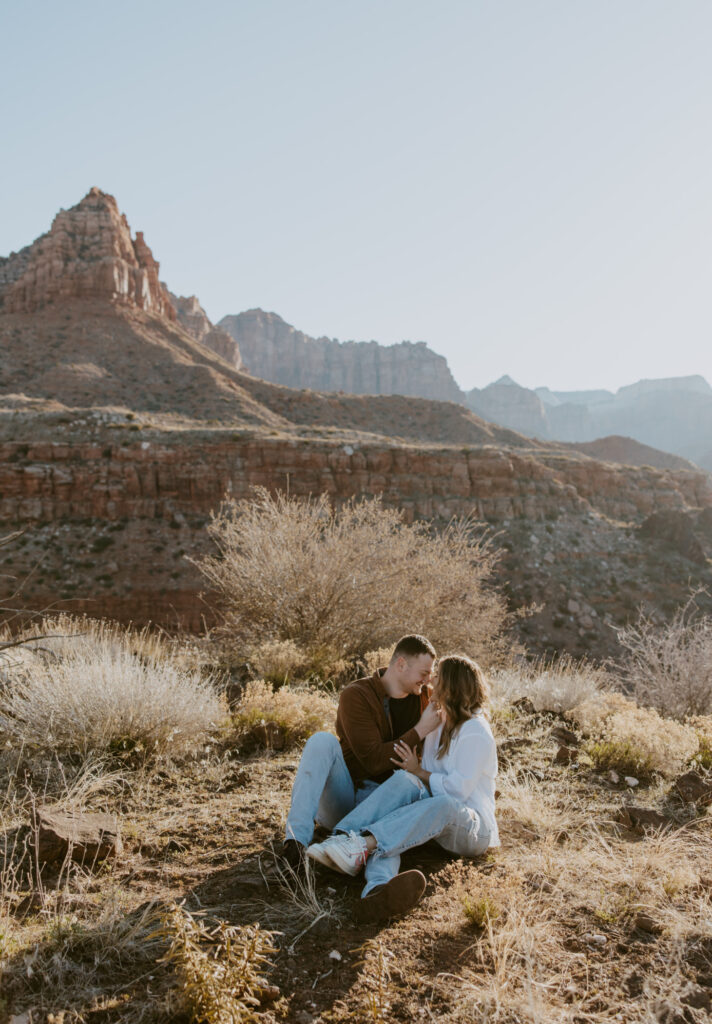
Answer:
[
  {"left": 688, "top": 715, "right": 712, "bottom": 769},
  {"left": 246, "top": 639, "right": 310, "bottom": 685},
  {"left": 0, "top": 616, "right": 224, "bottom": 760},
  {"left": 361, "top": 646, "right": 395, "bottom": 677},
  {"left": 232, "top": 679, "right": 337, "bottom": 750},
  {"left": 491, "top": 654, "right": 606, "bottom": 713},
  {"left": 197, "top": 489, "right": 508, "bottom": 669},
  {"left": 156, "top": 901, "right": 278, "bottom": 1024},
  {"left": 569, "top": 691, "right": 698, "bottom": 778},
  {"left": 617, "top": 601, "right": 712, "bottom": 718}
]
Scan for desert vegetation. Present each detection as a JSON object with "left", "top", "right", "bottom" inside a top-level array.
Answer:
[{"left": 2, "top": 493, "right": 712, "bottom": 1022}]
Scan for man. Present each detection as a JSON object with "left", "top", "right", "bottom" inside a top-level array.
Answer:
[{"left": 282, "top": 634, "right": 441, "bottom": 895}]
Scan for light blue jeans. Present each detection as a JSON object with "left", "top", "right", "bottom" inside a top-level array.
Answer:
[
  {"left": 285, "top": 731, "right": 378, "bottom": 845},
  {"left": 333, "top": 770, "right": 491, "bottom": 896}
]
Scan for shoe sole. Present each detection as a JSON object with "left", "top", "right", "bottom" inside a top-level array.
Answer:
[
  {"left": 355, "top": 870, "right": 427, "bottom": 923},
  {"left": 306, "top": 844, "right": 338, "bottom": 869}
]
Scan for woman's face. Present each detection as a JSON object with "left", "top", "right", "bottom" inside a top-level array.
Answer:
[{"left": 430, "top": 673, "right": 452, "bottom": 725}]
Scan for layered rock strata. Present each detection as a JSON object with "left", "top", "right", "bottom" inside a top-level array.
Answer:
[
  {"left": 0, "top": 188, "right": 176, "bottom": 320},
  {"left": 219, "top": 309, "right": 465, "bottom": 403}
]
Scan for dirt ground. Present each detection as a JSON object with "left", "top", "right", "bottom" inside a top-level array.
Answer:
[{"left": 3, "top": 706, "right": 712, "bottom": 1023}]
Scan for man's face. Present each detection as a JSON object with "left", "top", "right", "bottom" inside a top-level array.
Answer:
[{"left": 398, "top": 653, "right": 434, "bottom": 694}]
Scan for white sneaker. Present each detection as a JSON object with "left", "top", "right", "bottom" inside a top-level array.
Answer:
[
  {"left": 306, "top": 839, "right": 338, "bottom": 869},
  {"left": 315, "top": 831, "right": 370, "bottom": 876}
]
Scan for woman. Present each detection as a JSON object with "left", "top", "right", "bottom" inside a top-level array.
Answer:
[{"left": 307, "top": 654, "right": 499, "bottom": 923}]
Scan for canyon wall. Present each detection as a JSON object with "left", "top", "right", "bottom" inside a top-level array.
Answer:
[{"left": 219, "top": 309, "right": 465, "bottom": 404}]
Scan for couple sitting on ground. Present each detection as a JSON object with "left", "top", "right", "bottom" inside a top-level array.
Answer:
[{"left": 282, "top": 634, "right": 499, "bottom": 924}]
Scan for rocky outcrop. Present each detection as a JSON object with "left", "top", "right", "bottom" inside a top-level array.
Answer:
[
  {"left": 565, "top": 436, "right": 698, "bottom": 472},
  {"left": 0, "top": 188, "right": 176, "bottom": 320},
  {"left": 168, "top": 292, "right": 243, "bottom": 370},
  {"left": 218, "top": 309, "right": 465, "bottom": 403}
]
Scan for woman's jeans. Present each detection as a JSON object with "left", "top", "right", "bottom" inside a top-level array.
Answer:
[
  {"left": 285, "top": 732, "right": 377, "bottom": 845},
  {"left": 333, "top": 770, "right": 491, "bottom": 897}
]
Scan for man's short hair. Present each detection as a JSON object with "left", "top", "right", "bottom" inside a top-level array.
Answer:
[{"left": 391, "top": 634, "right": 436, "bottom": 661}]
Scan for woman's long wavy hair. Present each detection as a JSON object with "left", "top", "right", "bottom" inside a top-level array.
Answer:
[{"left": 435, "top": 654, "right": 490, "bottom": 757}]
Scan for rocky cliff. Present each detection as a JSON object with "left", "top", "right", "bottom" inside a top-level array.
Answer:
[
  {"left": 168, "top": 292, "right": 243, "bottom": 370},
  {"left": 0, "top": 188, "right": 176, "bottom": 320},
  {"left": 219, "top": 309, "right": 465, "bottom": 403}
]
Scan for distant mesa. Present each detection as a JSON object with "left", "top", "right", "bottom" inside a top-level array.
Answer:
[{"left": 218, "top": 308, "right": 465, "bottom": 405}]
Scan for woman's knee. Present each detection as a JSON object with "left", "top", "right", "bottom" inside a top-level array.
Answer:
[{"left": 387, "top": 770, "right": 428, "bottom": 797}]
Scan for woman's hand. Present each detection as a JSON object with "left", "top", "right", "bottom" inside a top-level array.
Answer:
[{"left": 390, "top": 741, "right": 420, "bottom": 774}]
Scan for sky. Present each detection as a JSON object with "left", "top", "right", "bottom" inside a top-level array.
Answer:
[{"left": 2, "top": 0, "right": 711, "bottom": 394}]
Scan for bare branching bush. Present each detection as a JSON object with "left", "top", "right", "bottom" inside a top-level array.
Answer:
[
  {"left": 492, "top": 654, "right": 607, "bottom": 713},
  {"left": 197, "top": 489, "right": 508, "bottom": 670},
  {"left": 0, "top": 616, "right": 225, "bottom": 760},
  {"left": 155, "top": 902, "right": 278, "bottom": 1024},
  {"left": 569, "top": 690, "right": 698, "bottom": 778},
  {"left": 617, "top": 600, "right": 712, "bottom": 719},
  {"left": 232, "top": 679, "right": 337, "bottom": 750}
]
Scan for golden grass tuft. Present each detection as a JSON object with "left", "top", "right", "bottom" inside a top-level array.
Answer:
[{"left": 155, "top": 901, "right": 278, "bottom": 1024}]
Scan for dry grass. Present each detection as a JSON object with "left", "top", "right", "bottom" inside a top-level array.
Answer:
[
  {"left": 196, "top": 488, "right": 509, "bottom": 669},
  {"left": 231, "top": 678, "right": 337, "bottom": 750},
  {"left": 0, "top": 615, "right": 225, "bottom": 761},
  {"left": 491, "top": 654, "right": 606, "bottom": 714}
]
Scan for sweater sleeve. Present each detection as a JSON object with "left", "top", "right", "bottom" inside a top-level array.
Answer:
[
  {"left": 429, "top": 724, "right": 492, "bottom": 803},
  {"left": 339, "top": 686, "right": 420, "bottom": 778}
]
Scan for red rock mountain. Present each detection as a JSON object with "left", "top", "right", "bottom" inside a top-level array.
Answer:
[
  {"left": 1, "top": 187, "right": 711, "bottom": 659},
  {"left": 0, "top": 188, "right": 176, "bottom": 320}
]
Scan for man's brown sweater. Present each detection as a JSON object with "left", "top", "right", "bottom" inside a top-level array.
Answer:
[{"left": 336, "top": 669, "right": 430, "bottom": 784}]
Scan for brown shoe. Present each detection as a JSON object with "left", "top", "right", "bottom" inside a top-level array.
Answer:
[{"left": 355, "top": 870, "right": 426, "bottom": 924}]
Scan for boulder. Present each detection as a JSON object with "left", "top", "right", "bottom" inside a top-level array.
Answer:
[{"left": 34, "top": 807, "right": 122, "bottom": 866}]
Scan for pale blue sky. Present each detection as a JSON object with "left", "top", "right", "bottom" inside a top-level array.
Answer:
[{"left": 2, "top": 1, "right": 711, "bottom": 393}]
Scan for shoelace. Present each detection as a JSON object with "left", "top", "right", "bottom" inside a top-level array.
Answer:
[{"left": 347, "top": 830, "right": 370, "bottom": 867}]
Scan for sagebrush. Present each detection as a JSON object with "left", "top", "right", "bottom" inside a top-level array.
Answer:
[{"left": 197, "top": 489, "right": 508, "bottom": 669}]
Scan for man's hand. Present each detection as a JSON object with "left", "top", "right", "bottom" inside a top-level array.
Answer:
[{"left": 414, "top": 700, "right": 443, "bottom": 739}]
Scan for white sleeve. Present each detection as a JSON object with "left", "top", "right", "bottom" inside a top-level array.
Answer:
[{"left": 429, "top": 725, "right": 492, "bottom": 802}]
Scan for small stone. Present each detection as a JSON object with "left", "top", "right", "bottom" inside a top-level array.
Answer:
[
  {"left": 543, "top": 551, "right": 555, "bottom": 563},
  {"left": 328, "top": 949, "right": 342, "bottom": 961},
  {"left": 583, "top": 933, "right": 607, "bottom": 947},
  {"left": 674, "top": 770, "right": 712, "bottom": 806},
  {"left": 567, "top": 598, "right": 580, "bottom": 614},
  {"left": 634, "top": 912, "right": 662, "bottom": 935},
  {"left": 625, "top": 776, "right": 639, "bottom": 788},
  {"left": 609, "top": 770, "right": 620, "bottom": 784},
  {"left": 554, "top": 744, "right": 578, "bottom": 765}
]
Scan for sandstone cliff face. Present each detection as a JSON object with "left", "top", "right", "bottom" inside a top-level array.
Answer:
[
  {"left": 168, "top": 292, "right": 243, "bottom": 370},
  {"left": 0, "top": 188, "right": 176, "bottom": 320},
  {"left": 219, "top": 309, "right": 465, "bottom": 403}
]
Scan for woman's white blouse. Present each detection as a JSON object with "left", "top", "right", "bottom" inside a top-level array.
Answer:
[{"left": 421, "top": 713, "right": 500, "bottom": 847}]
